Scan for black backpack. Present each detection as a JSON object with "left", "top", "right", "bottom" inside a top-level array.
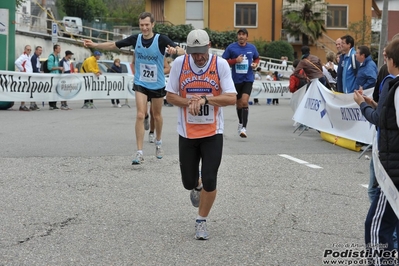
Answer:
[{"left": 43, "top": 54, "right": 55, "bottom": 73}]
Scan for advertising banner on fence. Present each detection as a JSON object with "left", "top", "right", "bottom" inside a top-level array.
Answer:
[
  {"left": 0, "top": 70, "right": 134, "bottom": 101},
  {"left": 0, "top": 70, "right": 291, "bottom": 101},
  {"left": 292, "top": 80, "right": 374, "bottom": 144}
]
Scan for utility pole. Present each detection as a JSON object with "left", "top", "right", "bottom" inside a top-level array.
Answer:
[{"left": 378, "top": 0, "right": 389, "bottom": 68}]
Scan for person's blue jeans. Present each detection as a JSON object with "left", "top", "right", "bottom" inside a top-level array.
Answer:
[
  {"left": 368, "top": 158, "right": 379, "bottom": 203},
  {"left": 266, "top": 99, "right": 271, "bottom": 104}
]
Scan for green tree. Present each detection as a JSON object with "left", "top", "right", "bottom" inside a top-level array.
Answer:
[
  {"left": 154, "top": 24, "right": 236, "bottom": 48},
  {"left": 154, "top": 24, "right": 195, "bottom": 43},
  {"left": 61, "top": 0, "right": 108, "bottom": 22},
  {"left": 282, "top": 0, "right": 327, "bottom": 46},
  {"left": 265, "top": 41, "right": 295, "bottom": 61},
  {"left": 205, "top": 29, "right": 236, "bottom": 49},
  {"left": 348, "top": 16, "right": 372, "bottom": 46},
  {"left": 103, "top": 0, "right": 145, "bottom": 26},
  {"left": 252, "top": 37, "right": 269, "bottom": 57}
]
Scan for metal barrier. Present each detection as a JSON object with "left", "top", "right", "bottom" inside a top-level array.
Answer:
[{"left": 15, "top": 12, "right": 126, "bottom": 43}]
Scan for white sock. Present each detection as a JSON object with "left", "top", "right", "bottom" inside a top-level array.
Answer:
[
  {"left": 137, "top": 150, "right": 143, "bottom": 155},
  {"left": 155, "top": 140, "right": 162, "bottom": 145},
  {"left": 196, "top": 215, "right": 207, "bottom": 221}
]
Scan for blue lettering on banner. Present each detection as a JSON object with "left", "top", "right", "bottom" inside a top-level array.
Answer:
[
  {"left": 320, "top": 108, "right": 327, "bottom": 118},
  {"left": 304, "top": 98, "right": 321, "bottom": 111},
  {"left": 340, "top": 107, "right": 367, "bottom": 122}
]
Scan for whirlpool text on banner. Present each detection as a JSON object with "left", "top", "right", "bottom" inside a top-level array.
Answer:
[
  {"left": 0, "top": 70, "right": 135, "bottom": 101},
  {"left": 292, "top": 79, "right": 374, "bottom": 144}
]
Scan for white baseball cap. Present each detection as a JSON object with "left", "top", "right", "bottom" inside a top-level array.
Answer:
[{"left": 186, "top": 29, "right": 210, "bottom": 54}]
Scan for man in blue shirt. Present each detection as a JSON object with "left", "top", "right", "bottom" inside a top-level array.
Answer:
[
  {"left": 337, "top": 35, "right": 359, "bottom": 94},
  {"left": 222, "top": 28, "right": 260, "bottom": 138},
  {"left": 83, "top": 12, "right": 182, "bottom": 164},
  {"left": 355, "top": 45, "right": 377, "bottom": 90}
]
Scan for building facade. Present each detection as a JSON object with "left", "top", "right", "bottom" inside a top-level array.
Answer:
[{"left": 146, "top": 0, "right": 375, "bottom": 61}]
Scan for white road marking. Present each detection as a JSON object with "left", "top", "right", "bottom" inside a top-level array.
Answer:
[
  {"left": 306, "top": 164, "right": 323, "bottom": 169},
  {"left": 278, "top": 154, "right": 323, "bottom": 169}
]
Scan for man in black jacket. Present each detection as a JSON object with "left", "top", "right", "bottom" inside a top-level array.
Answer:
[
  {"left": 29, "top": 46, "right": 42, "bottom": 110},
  {"left": 355, "top": 39, "right": 399, "bottom": 266}
]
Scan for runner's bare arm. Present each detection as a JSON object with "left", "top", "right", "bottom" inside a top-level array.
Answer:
[
  {"left": 83, "top": 39, "right": 117, "bottom": 50},
  {"left": 205, "top": 93, "right": 236, "bottom": 107},
  {"left": 166, "top": 92, "right": 192, "bottom": 107}
]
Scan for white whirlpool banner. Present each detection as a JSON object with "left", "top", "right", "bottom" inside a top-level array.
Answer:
[
  {"left": 292, "top": 79, "right": 375, "bottom": 144},
  {"left": 0, "top": 70, "right": 135, "bottom": 101},
  {"left": 0, "top": 70, "right": 291, "bottom": 101},
  {"left": 251, "top": 79, "right": 291, "bottom": 99}
]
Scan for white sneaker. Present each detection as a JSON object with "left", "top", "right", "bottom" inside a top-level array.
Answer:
[
  {"left": 237, "top": 124, "right": 243, "bottom": 135},
  {"left": 149, "top": 133, "right": 155, "bottom": 143},
  {"left": 113, "top": 104, "right": 118, "bottom": 108},
  {"left": 195, "top": 219, "right": 209, "bottom": 240},
  {"left": 240, "top": 127, "right": 247, "bottom": 138},
  {"left": 132, "top": 152, "right": 144, "bottom": 165},
  {"left": 117, "top": 104, "right": 122, "bottom": 108},
  {"left": 156, "top": 145, "right": 163, "bottom": 159}
]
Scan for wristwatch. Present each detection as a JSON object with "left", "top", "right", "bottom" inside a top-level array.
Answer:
[{"left": 201, "top": 96, "right": 208, "bottom": 105}]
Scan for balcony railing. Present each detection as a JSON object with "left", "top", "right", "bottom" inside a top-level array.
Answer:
[{"left": 281, "top": 29, "right": 303, "bottom": 44}]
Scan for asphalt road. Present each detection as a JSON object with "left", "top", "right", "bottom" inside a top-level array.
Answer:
[{"left": 0, "top": 99, "right": 371, "bottom": 266}]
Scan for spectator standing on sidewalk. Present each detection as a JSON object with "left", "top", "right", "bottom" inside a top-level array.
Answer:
[
  {"left": 15, "top": 45, "right": 34, "bottom": 111},
  {"left": 29, "top": 45, "right": 42, "bottom": 110},
  {"left": 107, "top": 58, "right": 122, "bottom": 108},
  {"left": 59, "top": 50, "right": 74, "bottom": 110},
  {"left": 80, "top": 51, "right": 102, "bottom": 109},
  {"left": 47, "top": 44, "right": 63, "bottom": 110}
]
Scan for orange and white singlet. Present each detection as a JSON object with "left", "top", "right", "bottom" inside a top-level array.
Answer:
[{"left": 178, "top": 54, "right": 222, "bottom": 139}]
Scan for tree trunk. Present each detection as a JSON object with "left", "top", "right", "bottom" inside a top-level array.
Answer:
[{"left": 302, "top": 33, "right": 309, "bottom": 46}]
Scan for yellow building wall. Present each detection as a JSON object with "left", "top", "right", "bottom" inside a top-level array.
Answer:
[
  {"left": 145, "top": 0, "right": 209, "bottom": 28},
  {"left": 164, "top": 0, "right": 186, "bottom": 25},
  {"left": 209, "top": 0, "right": 283, "bottom": 42},
  {"left": 322, "top": 0, "right": 373, "bottom": 42}
]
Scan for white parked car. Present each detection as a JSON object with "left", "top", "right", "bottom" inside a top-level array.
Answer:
[{"left": 62, "top": 16, "right": 83, "bottom": 36}]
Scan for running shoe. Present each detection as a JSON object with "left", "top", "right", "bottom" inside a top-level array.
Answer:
[
  {"left": 155, "top": 145, "right": 163, "bottom": 159},
  {"left": 190, "top": 187, "right": 202, "bottom": 208},
  {"left": 195, "top": 220, "right": 209, "bottom": 240},
  {"left": 149, "top": 133, "right": 155, "bottom": 143},
  {"left": 240, "top": 127, "right": 247, "bottom": 138},
  {"left": 132, "top": 152, "right": 144, "bottom": 165},
  {"left": 237, "top": 123, "right": 243, "bottom": 135}
]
